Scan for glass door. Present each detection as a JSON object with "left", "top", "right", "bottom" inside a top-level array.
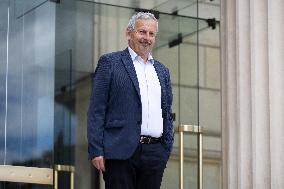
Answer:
[
  {"left": 0, "top": 1, "right": 75, "bottom": 188},
  {"left": 153, "top": 13, "right": 200, "bottom": 189},
  {"left": 153, "top": 10, "right": 221, "bottom": 189}
]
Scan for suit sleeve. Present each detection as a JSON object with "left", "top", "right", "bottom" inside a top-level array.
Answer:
[
  {"left": 163, "top": 68, "right": 174, "bottom": 154},
  {"left": 87, "top": 55, "right": 112, "bottom": 160}
]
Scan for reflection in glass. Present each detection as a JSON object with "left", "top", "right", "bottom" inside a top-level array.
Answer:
[
  {"left": 1, "top": 0, "right": 55, "bottom": 168},
  {"left": 0, "top": 0, "right": 9, "bottom": 165},
  {"left": 54, "top": 49, "right": 74, "bottom": 166}
]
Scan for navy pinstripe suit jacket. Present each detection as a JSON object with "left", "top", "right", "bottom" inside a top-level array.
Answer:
[{"left": 87, "top": 48, "right": 174, "bottom": 160}]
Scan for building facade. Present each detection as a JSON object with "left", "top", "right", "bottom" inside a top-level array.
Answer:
[{"left": 221, "top": 0, "right": 284, "bottom": 188}]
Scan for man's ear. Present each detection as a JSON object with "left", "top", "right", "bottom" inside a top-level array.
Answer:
[{"left": 126, "top": 30, "right": 131, "bottom": 41}]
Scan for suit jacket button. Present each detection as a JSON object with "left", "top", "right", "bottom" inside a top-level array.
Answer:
[{"left": 137, "top": 120, "right": 141, "bottom": 125}]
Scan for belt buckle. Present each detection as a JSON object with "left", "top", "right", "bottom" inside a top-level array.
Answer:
[
  {"left": 146, "top": 137, "right": 151, "bottom": 144},
  {"left": 140, "top": 136, "right": 151, "bottom": 144},
  {"left": 140, "top": 136, "right": 144, "bottom": 144}
]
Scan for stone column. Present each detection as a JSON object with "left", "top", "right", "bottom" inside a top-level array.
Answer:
[{"left": 221, "top": 0, "right": 284, "bottom": 188}]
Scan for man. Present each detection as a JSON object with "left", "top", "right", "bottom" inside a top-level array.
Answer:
[{"left": 87, "top": 12, "right": 174, "bottom": 189}]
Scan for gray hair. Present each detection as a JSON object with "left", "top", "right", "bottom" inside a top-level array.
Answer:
[{"left": 127, "top": 12, "right": 158, "bottom": 32}]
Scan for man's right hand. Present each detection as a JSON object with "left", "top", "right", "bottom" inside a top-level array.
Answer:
[{"left": 91, "top": 156, "right": 105, "bottom": 172}]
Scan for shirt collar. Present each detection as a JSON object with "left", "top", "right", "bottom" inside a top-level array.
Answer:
[{"left": 128, "top": 46, "right": 154, "bottom": 64}]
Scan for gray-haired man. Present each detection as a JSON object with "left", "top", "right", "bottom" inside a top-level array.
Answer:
[{"left": 87, "top": 12, "right": 174, "bottom": 189}]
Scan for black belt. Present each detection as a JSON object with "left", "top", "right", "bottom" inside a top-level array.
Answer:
[{"left": 140, "top": 135, "right": 161, "bottom": 144}]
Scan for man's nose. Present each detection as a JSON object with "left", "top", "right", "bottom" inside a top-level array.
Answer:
[
  {"left": 144, "top": 34, "right": 151, "bottom": 40},
  {"left": 143, "top": 33, "right": 153, "bottom": 41}
]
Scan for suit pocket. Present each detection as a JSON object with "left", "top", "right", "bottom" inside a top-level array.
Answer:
[{"left": 105, "top": 120, "right": 125, "bottom": 128}]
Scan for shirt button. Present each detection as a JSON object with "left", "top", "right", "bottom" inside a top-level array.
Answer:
[{"left": 137, "top": 120, "right": 141, "bottom": 125}]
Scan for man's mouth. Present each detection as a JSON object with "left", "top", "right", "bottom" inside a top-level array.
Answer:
[{"left": 140, "top": 41, "right": 151, "bottom": 48}]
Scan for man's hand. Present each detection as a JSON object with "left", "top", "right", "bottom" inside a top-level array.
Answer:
[{"left": 91, "top": 156, "right": 105, "bottom": 172}]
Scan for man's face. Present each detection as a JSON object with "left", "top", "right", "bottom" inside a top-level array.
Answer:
[{"left": 127, "top": 19, "right": 157, "bottom": 59}]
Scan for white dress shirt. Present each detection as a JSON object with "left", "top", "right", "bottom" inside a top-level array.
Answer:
[{"left": 128, "top": 47, "right": 163, "bottom": 137}]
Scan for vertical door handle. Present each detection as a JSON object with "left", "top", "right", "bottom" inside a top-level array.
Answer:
[
  {"left": 54, "top": 165, "right": 75, "bottom": 189},
  {"left": 176, "top": 124, "right": 203, "bottom": 189}
]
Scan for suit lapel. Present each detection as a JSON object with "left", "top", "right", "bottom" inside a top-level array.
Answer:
[
  {"left": 121, "top": 48, "right": 141, "bottom": 100},
  {"left": 153, "top": 61, "right": 167, "bottom": 114}
]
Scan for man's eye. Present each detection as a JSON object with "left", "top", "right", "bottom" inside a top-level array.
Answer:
[
  {"left": 139, "top": 30, "right": 147, "bottom": 35},
  {"left": 136, "top": 30, "right": 156, "bottom": 37}
]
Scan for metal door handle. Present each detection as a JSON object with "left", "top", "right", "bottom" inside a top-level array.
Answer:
[
  {"left": 175, "top": 124, "right": 203, "bottom": 189},
  {"left": 54, "top": 164, "right": 75, "bottom": 189}
]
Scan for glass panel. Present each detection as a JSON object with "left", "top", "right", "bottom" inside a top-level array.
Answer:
[
  {"left": 3, "top": 0, "right": 55, "bottom": 168},
  {"left": 154, "top": 13, "right": 199, "bottom": 189},
  {"left": 52, "top": 1, "right": 82, "bottom": 188},
  {"left": 179, "top": 26, "right": 199, "bottom": 189},
  {"left": 93, "top": 3, "right": 132, "bottom": 57},
  {"left": 73, "top": 1, "right": 96, "bottom": 189},
  {"left": 0, "top": 0, "right": 56, "bottom": 188},
  {"left": 0, "top": 0, "right": 9, "bottom": 164},
  {"left": 48, "top": 0, "right": 99, "bottom": 188},
  {"left": 15, "top": 0, "right": 48, "bottom": 18},
  {"left": 54, "top": 49, "right": 74, "bottom": 166},
  {"left": 0, "top": 0, "right": 55, "bottom": 166},
  {"left": 198, "top": 21, "right": 221, "bottom": 189},
  {"left": 153, "top": 0, "right": 197, "bottom": 15},
  {"left": 184, "top": 134, "right": 198, "bottom": 188}
]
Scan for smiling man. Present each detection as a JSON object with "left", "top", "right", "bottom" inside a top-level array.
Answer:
[{"left": 87, "top": 12, "right": 174, "bottom": 189}]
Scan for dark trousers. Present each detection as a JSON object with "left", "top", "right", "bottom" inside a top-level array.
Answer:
[{"left": 103, "top": 143, "right": 169, "bottom": 189}]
